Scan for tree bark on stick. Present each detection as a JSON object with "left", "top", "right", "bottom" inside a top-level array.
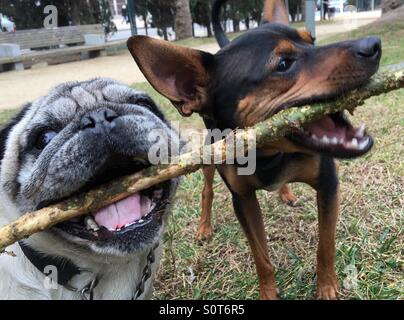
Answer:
[{"left": 0, "top": 64, "right": 403, "bottom": 254}]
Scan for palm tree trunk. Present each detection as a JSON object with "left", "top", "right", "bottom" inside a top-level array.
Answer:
[{"left": 174, "top": 0, "right": 193, "bottom": 40}]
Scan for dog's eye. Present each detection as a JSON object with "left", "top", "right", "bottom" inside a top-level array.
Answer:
[
  {"left": 276, "top": 58, "right": 295, "bottom": 72},
  {"left": 35, "top": 130, "right": 57, "bottom": 150}
]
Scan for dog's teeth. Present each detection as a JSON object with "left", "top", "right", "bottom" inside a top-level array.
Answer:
[
  {"left": 138, "top": 219, "right": 144, "bottom": 224},
  {"left": 311, "top": 134, "right": 318, "bottom": 140},
  {"left": 321, "top": 136, "right": 330, "bottom": 144},
  {"left": 347, "top": 138, "right": 359, "bottom": 149},
  {"left": 355, "top": 123, "right": 366, "bottom": 138},
  {"left": 331, "top": 137, "right": 338, "bottom": 145},
  {"left": 359, "top": 137, "right": 370, "bottom": 149},
  {"left": 85, "top": 216, "right": 100, "bottom": 231},
  {"left": 351, "top": 138, "right": 358, "bottom": 149}
]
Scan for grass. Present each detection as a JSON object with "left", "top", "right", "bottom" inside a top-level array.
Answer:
[
  {"left": 0, "top": 17, "right": 402, "bottom": 300},
  {"left": 317, "top": 15, "right": 404, "bottom": 66},
  {"left": 145, "top": 18, "right": 404, "bottom": 300},
  {"left": 149, "top": 88, "right": 404, "bottom": 300}
]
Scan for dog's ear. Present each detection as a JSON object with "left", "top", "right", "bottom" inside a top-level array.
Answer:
[
  {"left": 0, "top": 103, "right": 31, "bottom": 161},
  {"left": 127, "top": 36, "right": 213, "bottom": 117},
  {"left": 263, "top": 0, "right": 289, "bottom": 25}
]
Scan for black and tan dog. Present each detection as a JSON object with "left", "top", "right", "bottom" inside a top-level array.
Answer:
[{"left": 127, "top": 0, "right": 381, "bottom": 299}]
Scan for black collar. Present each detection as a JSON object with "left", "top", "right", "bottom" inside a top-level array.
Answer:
[
  {"left": 19, "top": 241, "right": 81, "bottom": 286},
  {"left": 18, "top": 241, "right": 157, "bottom": 300},
  {"left": 256, "top": 152, "right": 284, "bottom": 171}
]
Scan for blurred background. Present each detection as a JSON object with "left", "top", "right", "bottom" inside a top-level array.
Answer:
[
  {"left": 0, "top": 0, "right": 403, "bottom": 300},
  {"left": 0, "top": 0, "right": 394, "bottom": 40}
]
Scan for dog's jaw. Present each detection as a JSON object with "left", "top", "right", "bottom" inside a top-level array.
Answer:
[
  {"left": 0, "top": 78, "right": 180, "bottom": 257},
  {"left": 0, "top": 79, "right": 180, "bottom": 299}
]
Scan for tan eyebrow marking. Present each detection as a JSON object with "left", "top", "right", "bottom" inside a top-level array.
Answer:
[
  {"left": 297, "top": 29, "right": 314, "bottom": 44},
  {"left": 274, "top": 40, "right": 298, "bottom": 55}
]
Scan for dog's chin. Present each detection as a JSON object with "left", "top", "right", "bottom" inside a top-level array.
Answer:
[
  {"left": 275, "top": 80, "right": 375, "bottom": 159},
  {"left": 52, "top": 180, "right": 173, "bottom": 254},
  {"left": 35, "top": 158, "right": 175, "bottom": 255}
]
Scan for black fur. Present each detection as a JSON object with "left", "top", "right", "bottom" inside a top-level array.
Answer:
[
  {"left": 128, "top": 94, "right": 166, "bottom": 121},
  {"left": 212, "top": 0, "right": 230, "bottom": 48},
  {"left": 317, "top": 156, "right": 339, "bottom": 207},
  {"left": 210, "top": 24, "right": 309, "bottom": 130},
  {"left": 0, "top": 104, "right": 31, "bottom": 162}
]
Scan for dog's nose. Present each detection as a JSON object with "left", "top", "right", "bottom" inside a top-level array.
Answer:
[
  {"left": 354, "top": 37, "right": 381, "bottom": 59},
  {"left": 80, "top": 108, "right": 118, "bottom": 131}
]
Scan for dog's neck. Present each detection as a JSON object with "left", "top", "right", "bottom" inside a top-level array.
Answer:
[
  {"left": 1, "top": 241, "right": 160, "bottom": 300},
  {"left": 0, "top": 200, "right": 162, "bottom": 299}
]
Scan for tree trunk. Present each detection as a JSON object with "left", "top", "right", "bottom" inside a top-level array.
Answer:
[
  {"left": 163, "top": 27, "right": 168, "bottom": 40},
  {"left": 206, "top": 23, "right": 213, "bottom": 37},
  {"left": 1, "top": 64, "right": 403, "bottom": 254},
  {"left": 232, "top": 18, "right": 240, "bottom": 32},
  {"left": 245, "top": 17, "right": 250, "bottom": 30},
  {"left": 69, "top": 0, "right": 81, "bottom": 25},
  {"left": 174, "top": 0, "right": 193, "bottom": 40},
  {"left": 143, "top": 15, "right": 148, "bottom": 36},
  {"left": 297, "top": 4, "right": 301, "bottom": 21},
  {"left": 381, "top": 0, "right": 404, "bottom": 13}
]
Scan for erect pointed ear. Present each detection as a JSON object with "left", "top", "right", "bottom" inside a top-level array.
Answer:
[
  {"left": 127, "top": 36, "right": 213, "bottom": 117},
  {"left": 263, "top": 0, "right": 289, "bottom": 25}
]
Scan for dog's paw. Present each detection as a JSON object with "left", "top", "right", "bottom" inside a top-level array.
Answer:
[
  {"left": 259, "top": 287, "right": 279, "bottom": 300},
  {"left": 195, "top": 224, "right": 213, "bottom": 241},
  {"left": 316, "top": 283, "right": 339, "bottom": 300},
  {"left": 278, "top": 185, "right": 298, "bottom": 207}
]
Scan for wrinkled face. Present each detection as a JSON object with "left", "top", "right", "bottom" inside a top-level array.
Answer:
[
  {"left": 0, "top": 79, "right": 180, "bottom": 255},
  {"left": 213, "top": 23, "right": 381, "bottom": 158}
]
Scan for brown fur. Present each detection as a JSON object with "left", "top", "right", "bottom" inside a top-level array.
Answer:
[
  {"left": 127, "top": 0, "right": 380, "bottom": 300},
  {"left": 263, "top": 0, "right": 289, "bottom": 24},
  {"left": 297, "top": 29, "right": 315, "bottom": 44}
]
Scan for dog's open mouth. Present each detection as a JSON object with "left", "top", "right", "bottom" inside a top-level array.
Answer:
[
  {"left": 289, "top": 111, "right": 373, "bottom": 158},
  {"left": 57, "top": 182, "right": 170, "bottom": 240},
  {"left": 52, "top": 157, "right": 173, "bottom": 245}
]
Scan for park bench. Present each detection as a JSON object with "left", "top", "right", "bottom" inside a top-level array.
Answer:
[{"left": 0, "top": 24, "right": 109, "bottom": 72}]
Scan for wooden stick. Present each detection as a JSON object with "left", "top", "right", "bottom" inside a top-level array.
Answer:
[{"left": 0, "top": 64, "right": 403, "bottom": 253}]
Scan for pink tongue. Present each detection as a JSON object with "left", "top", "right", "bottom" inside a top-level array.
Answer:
[{"left": 93, "top": 193, "right": 152, "bottom": 230}]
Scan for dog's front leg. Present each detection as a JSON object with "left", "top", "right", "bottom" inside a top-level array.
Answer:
[
  {"left": 232, "top": 192, "right": 278, "bottom": 300},
  {"left": 314, "top": 157, "right": 340, "bottom": 300},
  {"left": 196, "top": 165, "right": 216, "bottom": 240}
]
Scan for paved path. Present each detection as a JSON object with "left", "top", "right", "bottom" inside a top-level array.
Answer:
[{"left": 0, "top": 14, "right": 379, "bottom": 110}]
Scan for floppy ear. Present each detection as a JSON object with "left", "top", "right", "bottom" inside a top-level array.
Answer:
[
  {"left": 263, "top": 0, "right": 289, "bottom": 25},
  {"left": 127, "top": 36, "right": 213, "bottom": 117},
  {"left": 0, "top": 103, "right": 31, "bottom": 161}
]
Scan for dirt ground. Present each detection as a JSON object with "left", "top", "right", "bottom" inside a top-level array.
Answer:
[{"left": 0, "top": 16, "right": 378, "bottom": 110}]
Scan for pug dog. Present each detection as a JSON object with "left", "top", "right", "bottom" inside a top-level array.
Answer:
[{"left": 0, "top": 78, "right": 180, "bottom": 300}]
